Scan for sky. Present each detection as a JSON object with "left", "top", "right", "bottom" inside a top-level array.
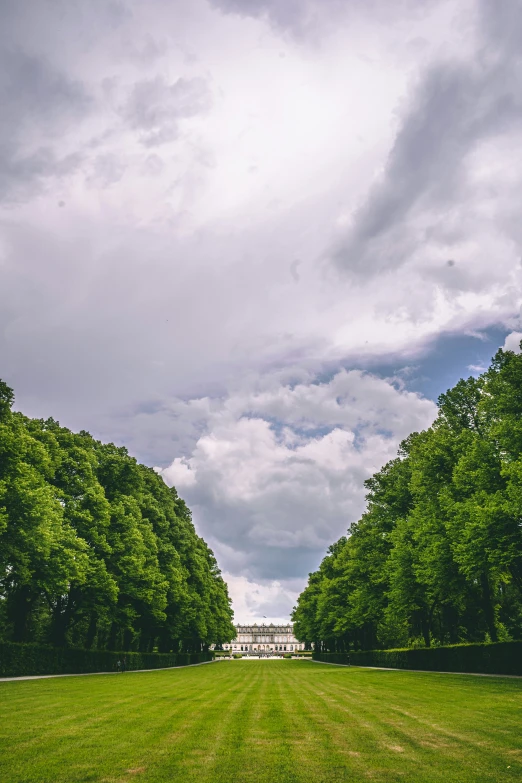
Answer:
[{"left": 2, "top": 0, "right": 522, "bottom": 624}]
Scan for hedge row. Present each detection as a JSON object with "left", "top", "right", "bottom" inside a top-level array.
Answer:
[
  {"left": 313, "top": 640, "right": 522, "bottom": 675},
  {"left": 0, "top": 642, "right": 214, "bottom": 678}
]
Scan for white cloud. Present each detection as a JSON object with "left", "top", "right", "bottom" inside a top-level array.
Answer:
[
  {"left": 158, "top": 369, "right": 437, "bottom": 609},
  {"left": 223, "top": 573, "right": 302, "bottom": 624},
  {"left": 503, "top": 331, "right": 522, "bottom": 353}
]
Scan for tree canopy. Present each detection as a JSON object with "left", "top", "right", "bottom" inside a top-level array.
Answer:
[
  {"left": 0, "top": 381, "right": 235, "bottom": 652},
  {"left": 292, "top": 347, "right": 522, "bottom": 651}
]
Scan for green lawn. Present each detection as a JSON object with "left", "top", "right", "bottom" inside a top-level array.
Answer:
[{"left": 1, "top": 660, "right": 521, "bottom": 783}]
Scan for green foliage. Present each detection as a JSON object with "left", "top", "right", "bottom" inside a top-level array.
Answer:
[
  {"left": 313, "top": 640, "right": 522, "bottom": 675},
  {"left": 294, "top": 346, "right": 522, "bottom": 651},
  {"left": 0, "top": 641, "right": 213, "bottom": 677},
  {"left": 0, "top": 381, "right": 235, "bottom": 657}
]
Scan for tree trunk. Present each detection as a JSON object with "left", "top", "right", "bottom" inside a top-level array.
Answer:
[
  {"left": 51, "top": 588, "right": 79, "bottom": 647},
  {"left": 85, "top": 612, "right": 98, "bottom": 649},
  {"left": 157, "top": 630, "right": 170, "bottom": 653},
  {"left": 51, "top": 596, "right": 67, "bottom": 647},
  {"left": 9, "top": 586, "right": 35, "bottom": 642},
  {"left": 123, "top": 628, "right": 133, "bottom": 651},
  {"left": 108, "top": 621, "right": 119, "bottom": 650},
  {"left": 480, "top": 573, "right": 498, "bottom": 642},
  {"left": 444, "top": 604, "right": 459, "bottom": 645},
  {"left": 421, "top": 616, "right": 431, "bottom": 648}
]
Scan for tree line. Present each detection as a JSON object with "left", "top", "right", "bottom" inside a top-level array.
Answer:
[
  {"left": 292, "top": 346, "right": 522, "bottom": 651},
  {"left": 0, "top": 380, "right": 235, "bottom": 652}
]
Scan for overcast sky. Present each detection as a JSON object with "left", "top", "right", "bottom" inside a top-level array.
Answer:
[{"left": 2, "top": 0, "right": 522, "bottom": 624}]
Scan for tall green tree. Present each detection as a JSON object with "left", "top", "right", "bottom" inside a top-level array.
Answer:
[
  {"left": 0, "top": 380, "right": 235, "bottom": 651},
  {"left": 293, "top": 347, "right": 522, "bottom": 651}
]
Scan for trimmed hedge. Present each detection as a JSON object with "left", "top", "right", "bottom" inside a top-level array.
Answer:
[
  {"left": 313, "top": 640, "right": 522, "bottom": 675},
  {"left": 0, "top": 642, "right": 214, "bottom": 678}
]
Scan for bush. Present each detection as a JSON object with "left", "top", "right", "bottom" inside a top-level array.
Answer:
[
  {"left": 283, "top": 653, "right": 292, "bottom": 659},
  {"left": 0, "top": 642, "right": 214, "bottom": 678},
  {"left": 233, "top": 653, "right": 243, "bottom": 658},
  {"left": 312, "top": 641, "right": 522, "bottom": 676}
]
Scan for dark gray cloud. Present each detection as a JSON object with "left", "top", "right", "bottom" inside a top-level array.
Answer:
[
  {"left": 0, "top": 48, "right": 91, "bottom": 202},
  {"left": 334, "top": 0, "right": 522, "bottom": 275},
  {"left": 480, "top": 0, "right": 522, "bottom": 55},
  {"left": 0, "top": 147, "right": 84, "bottom": 204},
  {"left": 210, "top": 0, "right": 312, "bottom": 33},
  {"left": 88, "top": 154, "right": 127, "bottom": 188},
  {"left": 210, "top": 0, "right": 440, "bottom": 36},
  {"left": 121, "top": 76, "right": 212, "bottom": 147},
  {"left": 0, "top": 0, "right": 131, "bottom": 49},
  {"left": 0, "top": 3, "right": 211, "bottom": 200}
]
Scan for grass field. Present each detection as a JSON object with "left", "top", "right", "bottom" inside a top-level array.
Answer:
[{"left": 1, "top": 660, "right": 521, "bottom": 783}]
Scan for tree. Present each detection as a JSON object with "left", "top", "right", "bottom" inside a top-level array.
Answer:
[
  {"left": 293, "top": 350, "right": 522, "bottom": 651},
  {"left": 0, "top": 379, "right": 235, "bottom": 651}
]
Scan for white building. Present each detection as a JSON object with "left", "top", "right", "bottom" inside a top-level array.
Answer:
[{"left": 220, "top": 622, "right": 305, "bottom": 653}]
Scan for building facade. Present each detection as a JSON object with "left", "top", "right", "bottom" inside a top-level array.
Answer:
[{"left": 221, "top": 623, "right": 304, "bottom": 653}]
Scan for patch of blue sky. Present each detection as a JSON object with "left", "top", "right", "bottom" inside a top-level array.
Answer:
[
  {"left": 320, "top": 325, "right": 512, "bottom": 404},
  {"left": 246, "top": 412, "right": 334, "bottom": 442},
  {"left": 374, "top": 325, "right": 510, "bottom": 402}
]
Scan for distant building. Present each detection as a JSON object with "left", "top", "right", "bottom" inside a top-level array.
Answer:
[{"left": 218, "top": 622, "right": 304, "bottom": 653}]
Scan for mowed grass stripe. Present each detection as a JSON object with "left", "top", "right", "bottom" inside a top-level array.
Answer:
[
  {"left": 272, "top": 662, "right": 371, "bottom": 782},
  {"left": 1, "top": 665, "right": 247, "bottom": 783},
  {"left": 145, "top": 664, "right": 259, "bottom": 782},
  {"left": 209, "top": 663, "right": 297, "bottom": 782},
  {"left": 294, "top": 665, "right": 471, "bottom": 780},
  {"left": 293, "top": 662, "right": 521, "bottom": 780},
  {"left": 287, "top": 662, "right": 425, "bottom": 781},
  {"left": 0, "top": 661, "right": 521, "bottom": 783}
]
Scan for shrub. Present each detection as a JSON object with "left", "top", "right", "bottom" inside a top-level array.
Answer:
[
  {"left": 0, "top": 642, "right": 214, "bottom": 678},
  {"left": 312, "top": 641, "right": 522, "bottom": 676}
]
